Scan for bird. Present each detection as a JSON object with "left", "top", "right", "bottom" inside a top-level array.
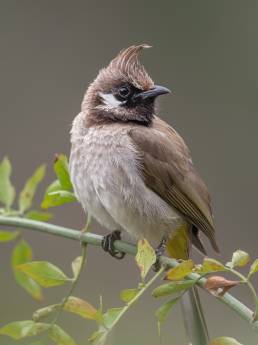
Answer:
[{"left": 69, "top": 44, "right": 219, "bottom": 261}]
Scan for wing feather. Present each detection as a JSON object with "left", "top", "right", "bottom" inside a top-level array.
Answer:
[{"left": 129, "top": 117, "right": 219, "bottom": 252}]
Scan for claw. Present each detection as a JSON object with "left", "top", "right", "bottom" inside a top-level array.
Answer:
[{"left": 101, "top": 230, "right": 126, "bottom": 260}]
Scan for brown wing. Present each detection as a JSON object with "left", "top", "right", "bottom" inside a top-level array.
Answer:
[{"left": 129, "top": 116, "right": 219, "bottom": 252}]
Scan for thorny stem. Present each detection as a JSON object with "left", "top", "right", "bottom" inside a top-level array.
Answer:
[{"left": 0, "top": 215, "right": 258, "bottom": 331}]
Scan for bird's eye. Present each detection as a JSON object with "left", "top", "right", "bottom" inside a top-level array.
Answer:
[{"left": 118, "top": 86, "right": 130, "bottom": 98}]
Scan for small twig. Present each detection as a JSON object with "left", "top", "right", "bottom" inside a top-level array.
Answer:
[
  {"left": 226, "top": 267, "right": 258, "bottom": 320},
  {"left": 50, "top": 243, "right": 87, "bottom": 326},
  {"left": 110, "top": 267, "right": 165, "bottom": 332},
  {"left": 49, "top": 216, "right": 91, "bottom": 327},
  {"left": 0, "top": 215, "right": 258, "bottom": 332}
]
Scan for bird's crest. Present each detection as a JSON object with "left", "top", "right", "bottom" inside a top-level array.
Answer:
[{"left": 99, "top": 44, "right": 154, "bottom": 90}]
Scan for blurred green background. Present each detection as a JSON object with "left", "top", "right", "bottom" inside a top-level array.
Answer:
[{"left": 1, "top": 0, "right": 257, "bottom": 344}]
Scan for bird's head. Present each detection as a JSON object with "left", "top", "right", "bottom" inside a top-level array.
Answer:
[{"left": 82, "top": 44, "right": 170, "bottom": 126}]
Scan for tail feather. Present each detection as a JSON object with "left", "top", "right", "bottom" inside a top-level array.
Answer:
[{"left": 191, "top": 225, "right": 207, "bottom": 256}]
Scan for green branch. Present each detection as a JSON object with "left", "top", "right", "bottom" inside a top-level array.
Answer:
[{"left": 0, "top": 215, "right": 258, "bottom": 332}]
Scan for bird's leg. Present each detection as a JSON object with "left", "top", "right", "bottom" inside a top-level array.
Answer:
[
  {"left": 153, "top": 236, "right": 168, "bottom": 271},
  {"left": 101, "top": 230, "right": 126, "bottom": 260}
]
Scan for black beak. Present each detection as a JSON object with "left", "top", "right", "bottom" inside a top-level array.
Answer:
[{"left": 134, "top": 85, "right": 171, "bottom": 102}]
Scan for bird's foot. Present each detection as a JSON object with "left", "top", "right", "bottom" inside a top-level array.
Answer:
[
  {"left": 101, "top": 230, "right": 126, "bottom": 260},
  {"left": 153, "top": 236, "right": 168, "bottom": 272}
]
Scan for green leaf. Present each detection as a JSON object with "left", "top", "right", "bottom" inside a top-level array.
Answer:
[
  {"left": 71, "top": 256, "right": 83, "bottom": 279},
  {"left": 165, "top": 260, "right": 194, "bottom": 280},
  {"left": 88, "top": 306, "right": 123, "bottom": 345},
  {"left": 0, "top": 321, "right": 48, "bottom": 339},
  {"left": 12, "top": 240, "right": 42, "bottom": 300},
  {"left": 0, "top": 157, "right": 15, "bottom": 209},
  {"left": 49, "top": 190, "right": 76, "bottom": 199},
  {"left": 248, "top": 259, "right": 258, "bottom": 279},
  {"left": 120, "top": 288, "right": 139, "bottom": 303},
  {"left": 135, "top": 239, "right": 156, "bottom": 280},
  {"left": 0, "top": 230, "right": 19, "bottom": 242},
  {"left": 166, "top": 226, "right": 189, "bottom": 260},
  {"left": 19, "top": 164, "right": 46, "bottom": 213},
  {"left": 49, "top": 324, "right": 76, "bottom": 345},
  {"left": 211, "top": 337, "right": 243, "bottom": 345},
  {"left": 103, "top": 307, "right": 124, "bottom": 328},
  {"left": 88, "top": 329, "right": 107, "bottom": 345},
  {"left": 0, "top": 320, "right": 33, "bottom": 339},
  {"left": 155, "top": 297, "right": 179, "bottom": 323},
  {"left": 64, "top": 296, "right": 98, "bottom": 320},
  {"left": 54, "top": 154, "right": 73, "bottom": 191},
  {"left": 25, "top": 210, "right": 52, "bottom": 222},
  {"left": 33, "top": 304, "right": 59, "bottom": 321},
  {"left": 198, "top": 258, "right": 226, "bottom": 273},
  {"left": 41, "top": 180, "right": 76, "bottom": 209},
  {"left": 228, "top": 250, "right": 250, "bottom": 268},
  {"left": 152, "top": 280, "right": 196, "bottom": 298},
  {"left": 17, "top": 261, "right": 69, "bottom": 287}
]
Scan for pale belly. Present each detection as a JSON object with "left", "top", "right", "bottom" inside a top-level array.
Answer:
[{"left": 70, "top": 122, "right": 184, "bottom": 245}]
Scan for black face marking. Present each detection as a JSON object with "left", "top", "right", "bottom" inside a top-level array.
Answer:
[
  {"left": 113, "top": 83, "right": 143, "bottom": 107},
  {"left": 94, "top": 83, "right": 155, "bottom": 127}
]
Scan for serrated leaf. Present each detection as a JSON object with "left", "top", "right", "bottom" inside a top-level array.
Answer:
[
  {"left": 88, "top": 329, "right": 107, "bottom": 345},
  {"left": 103, "top": 307, "right": 124, "bottom": 329},
  {"left": 19, "top": 165, "right": 46, "bottom": 213},
  {"left": 17, "top": 261, "right": 69, "bottom": 287},
  {"left": 64, "top": 296, "right": 97, "bottom": 320},
  {"left": 120, "top": 288, "right": 139, "bottom": 303},
  {"left": 71, "top": 256, "right": 83, "bottom": 278},
  {"left": 0, "top": 321, "right": 49, "bottom": 339},
  {"left": 135, "top": 239, "right": 156, "bottom": 280},
  {"left": 248, "top": 259, "right": 258, "bottom": 279},
  {"left": 166, "top": 225, "right": 189, "bottom": 260},
  {"left": 41, "top": 180, "right": 76, "bottom": 209},
  {"left": 228, "top": 250, "right": 250, "bottom": 268},
  {"left": 165, "top": 260, "right": 194, "bottom": 281},
  {"left": 211, "top": 336, "right": 243, "bottom": 345},
  {"left": 12, "top": 240, "right": 42, "bottom": 300},
  {"left": 54, "top": 154, "right": 73, "bottom": 191},
  {"left": 25, "top": 210, "right": 52, "bottom": 222},
  {"left": 155, "top": 297, "right": 179, "bottom": 323},
  {"left": 0, "top": 230, "right": 19, "bottom": 242},
  {"left": 0, "top": 157, "right": 15, "bottom": 208},
  {"left": 152, "top": 280, "right": 196, "bottom": 298},
  {"left": 49, "top": 324, "right": 76, "bottom": 345},
  {"left": 198, "top": 258, "right": 226, "bottom": 273}
]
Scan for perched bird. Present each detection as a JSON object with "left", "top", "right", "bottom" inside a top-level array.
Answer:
[{"left": 69, "top": 44, "right": 219, "bottom": 260}]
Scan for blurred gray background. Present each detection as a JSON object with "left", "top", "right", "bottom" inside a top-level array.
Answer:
[{"left": 1, "top": 1, "right": 257, "bottom": 344}]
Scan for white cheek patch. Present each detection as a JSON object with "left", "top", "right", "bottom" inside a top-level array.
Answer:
[{"left": 99, "top": 92, "right": 124, "bottom": 108}]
